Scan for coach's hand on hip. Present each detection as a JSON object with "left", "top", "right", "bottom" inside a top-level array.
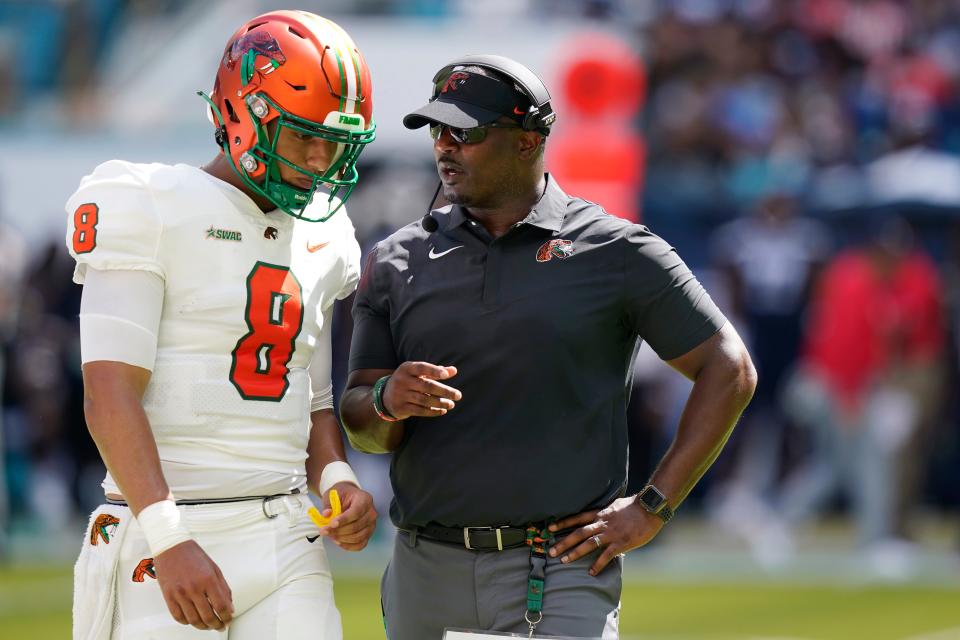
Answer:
[
  {"left": 154, "top": 540, "right": 234, "bottom": 630},
  {"left": 320, "top": 482, "right": 378, "bottom": 551},
  {"left": 547, "top": 496, "right": 663, "bottom": 576},
  {"left": 383, "top": 361, "right": 463, "bottom": 420}
]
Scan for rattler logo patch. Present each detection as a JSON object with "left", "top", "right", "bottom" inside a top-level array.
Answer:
[{"left": 536, "top": 239, "right": 575, "bottom": 262}]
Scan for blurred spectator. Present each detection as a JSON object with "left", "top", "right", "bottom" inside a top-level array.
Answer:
[
  {"left": 777, "top": 217, "right": 945, "bottom": 565},
  {"left": 2, "top": 239, "right": 87, "bottom": 531},
  {"left": 0, "top": 28, "right": 17, "bottom": 120},
  {"left": 0, "top": 221, "right": 26, "bottom": 342},
  {"left": 865, "top": 121, "right": 960, "bottom": 207},
  {"left": 0, "top": 220, "right": 27, "bottom": 551},
  {"left": 707, "top": 192, "right": 831, "bottom": 525}
]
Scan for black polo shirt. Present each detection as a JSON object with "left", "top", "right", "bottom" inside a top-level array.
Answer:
[{"left": 349, "top": 175, "right": 726, "bottom": 529}]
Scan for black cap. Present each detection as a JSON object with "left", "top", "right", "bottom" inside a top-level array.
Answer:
[{"left": 403, "top": 70, "right": 528, "bottom": 130}]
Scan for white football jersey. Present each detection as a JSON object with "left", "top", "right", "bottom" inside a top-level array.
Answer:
[{"left": 65, "top": 160, "right": 361, "bottom": 499}]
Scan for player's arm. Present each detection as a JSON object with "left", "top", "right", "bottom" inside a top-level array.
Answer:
[
  {"left": 304, "top": 326, "right": 377, "bottom": 550},
  {"left": 340, "top": 363, "right": 461, "bottom": 454},
  {"left": 83, "top": 362, "right": 167, "bottom": 507},
  {"left": 79, "top": 268, "right": 233, "bottom": 631},
  {"left": 79, "top": 268, "right": 170, "bottom": 515}
]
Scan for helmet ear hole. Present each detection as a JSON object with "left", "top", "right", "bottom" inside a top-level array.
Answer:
[{"left": 224, "top": 98, "right": 241, "bottom": 124}]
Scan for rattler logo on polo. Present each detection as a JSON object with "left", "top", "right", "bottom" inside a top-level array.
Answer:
[
  {"left": 536, "top": 239, "right": 574, "bottom": 262},
  {"left": 206, "top": 226, "right": 243, "bottom": 241},
  {"left": 89, "top": 513, "right": 120, "bottom": 546},
  {"left": 132, "top": 558, "right": 157, "bottom": 582}
]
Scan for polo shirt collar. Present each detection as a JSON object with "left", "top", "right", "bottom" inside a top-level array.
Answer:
[
  {"left": 524, "top": 173, "right": 567, "bottom": 232},
  {"left": 437, "top": 173, "right": 568, "bottom": 233}
]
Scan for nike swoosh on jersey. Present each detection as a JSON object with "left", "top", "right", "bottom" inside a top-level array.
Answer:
[
  {"left": 306, "top": 241, "right": 330, "bottom": 253},
  {"left": 428, "top": 245, "right": 464, "bottom": 259}
]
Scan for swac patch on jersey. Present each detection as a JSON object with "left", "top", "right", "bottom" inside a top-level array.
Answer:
[{"left": 206, "top": 226, "right": 243, "bottom": 241}]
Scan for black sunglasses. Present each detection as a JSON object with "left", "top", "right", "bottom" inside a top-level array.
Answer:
[{"left": 429, "top": 122, "right": 521, "bottom": 145}]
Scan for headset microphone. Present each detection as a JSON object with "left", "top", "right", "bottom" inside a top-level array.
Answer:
[
  {"left": 421, "top": 181, "right": 443, "bottom": 232},
  {"left": 421, "top": 212, "right": 439, "bottom": 232}
]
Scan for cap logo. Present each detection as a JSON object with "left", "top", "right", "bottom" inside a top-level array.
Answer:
[
  {"left": 223, "top": 31, "right": 286, "bottom": 71},
  {"left": 439, "top": 71, "right": 471, "bottom": 94}
]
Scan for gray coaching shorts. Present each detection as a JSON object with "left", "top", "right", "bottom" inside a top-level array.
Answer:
[{"left": 381, "top": 530, "right": 621, "bottom": 639}]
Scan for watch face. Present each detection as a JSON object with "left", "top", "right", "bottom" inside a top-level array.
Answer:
[{"left": 640, "top": 486, "right": 665, "bottom": 511}]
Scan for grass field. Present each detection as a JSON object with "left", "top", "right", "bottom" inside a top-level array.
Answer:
[{"left": 2, "top": 564, "right": 959, "bottom": 640}]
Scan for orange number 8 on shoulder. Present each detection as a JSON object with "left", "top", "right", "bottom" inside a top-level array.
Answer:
[{"left": 72, "top": 203, "right": 99, "bottom": 254}]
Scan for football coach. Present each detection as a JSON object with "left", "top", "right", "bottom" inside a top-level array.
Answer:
[{"left": 340, "top": 54, "right": 757, "bottom": 639}]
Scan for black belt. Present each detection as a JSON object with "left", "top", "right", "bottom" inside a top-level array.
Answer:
[
  {"left": 105, "top": 488, "right": 301, "bottom": 507},
  {"left": 405, "top": 522, "right": 572, "bottom": 552}
]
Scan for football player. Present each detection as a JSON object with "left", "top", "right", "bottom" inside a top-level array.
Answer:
[{"left": 67, "top": 11, "right": 376, "bottom": 639}]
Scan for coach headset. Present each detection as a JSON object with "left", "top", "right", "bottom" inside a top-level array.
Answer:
[
  {"left": 421, "top": 54, "right": 556, "bottom": 229},
  {"left": 438, "top": 54, "right": 557, "bottom": 134}
]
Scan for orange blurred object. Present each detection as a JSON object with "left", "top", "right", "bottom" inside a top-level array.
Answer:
[{"left": 547, "top": 34, "right": 646, "bottom": 221}]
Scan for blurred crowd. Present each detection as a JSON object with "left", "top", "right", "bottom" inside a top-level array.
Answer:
[
  {"left": 2, "top": 0, "right": 960, "bottom": 573},
  {"left": 635, "top": 0, "right": 960, "bottom": 572},
  {"left": 643, "top": 0, "right": 960, "bottom": 219}
]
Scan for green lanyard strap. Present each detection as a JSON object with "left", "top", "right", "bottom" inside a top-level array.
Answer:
[{"left": 524, "top": 525, "right": 554, "bottom": 635}]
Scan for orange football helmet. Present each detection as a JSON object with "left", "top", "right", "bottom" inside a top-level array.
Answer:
[{"left": 200, "top": 11, "right": 375, "bottom": 221}]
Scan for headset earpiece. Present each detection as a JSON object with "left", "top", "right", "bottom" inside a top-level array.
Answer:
[{"left": 436, "top": 54, "right": 555, "bottom": 135}]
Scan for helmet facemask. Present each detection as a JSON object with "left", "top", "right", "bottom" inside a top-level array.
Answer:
[{"left": 237, "top": 93, "right": 375, "bottom": 221}]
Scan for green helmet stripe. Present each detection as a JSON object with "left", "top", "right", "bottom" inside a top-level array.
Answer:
[
  {"left": 332, "top": 47, "right": 347, "bottom": 113},
  {"left": 321, "top": 16, "right": 360, "bottom": 113},
  {"left": 350, "top": 48, "right": 362, "bottom": 112}
]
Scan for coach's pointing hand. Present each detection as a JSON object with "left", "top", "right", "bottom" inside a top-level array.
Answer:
[
  {"left": 382, "top": 361, "right": 462, "bottom": 420},
  {"left": 153, "top": 540, "right": 234, "bottom": 630}
]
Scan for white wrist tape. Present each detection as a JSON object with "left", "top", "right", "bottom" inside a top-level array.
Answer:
[
  {"left": 319, "top": 461, "right": 361, "bottom": 495},
  {"left": 136, "top": 500, "right": 192, "bottom": 556}
]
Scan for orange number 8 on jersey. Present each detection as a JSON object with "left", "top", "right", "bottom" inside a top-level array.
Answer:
[
  {"left": 230, "top": 262, "right": 304, "bottom": 401},
  {"left": 72, "top": 203, "right": 99, "bottom": 254}
]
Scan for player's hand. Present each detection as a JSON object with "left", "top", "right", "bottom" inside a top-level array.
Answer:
[
  {"left": 382, "top": 361, "right": 462, "bottom": 420},
  {"left": 547, "top": 496, "right": 663, "bottom": 576},
  {"left": 153, "top": 540, "right": 234, "bottom": 630},
  {"left": 318, "top": 482, "right": 377, "bottom": 551}
]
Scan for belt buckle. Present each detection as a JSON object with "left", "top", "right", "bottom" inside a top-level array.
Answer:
[
  {"left": 262, "top": 495, "right": 281, "bottom": 519},
  {"left": 462, "top": 526, "right": 504, "bottom": 551}
]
